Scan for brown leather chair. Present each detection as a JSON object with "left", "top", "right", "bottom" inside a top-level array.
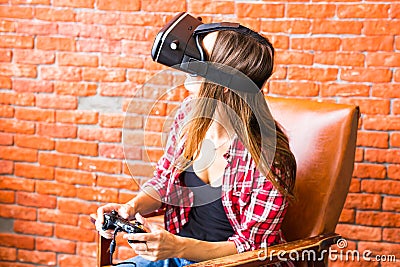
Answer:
[{"left": 94, "top": 96, "right": 360, "bottom": 267}]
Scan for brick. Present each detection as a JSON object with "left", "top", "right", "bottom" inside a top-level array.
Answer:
[
  {"left": 99, "top": 83, "right": 137, "bottom": 97},
  {"left": 341, "top": 68, "right": 391, "bottom": 83},
  {"left": 383, "top": 228, "right": 400, "bottom": 243},
  {"left": 335, "top": 224, "right": 381, "bottom": 241},
  {"left": 314, "top": 52, "right": 365, "bottom": 67},
  {"left": 0, "top": 20, "right": 15, "bottom": 32},
  {"left": 34, "top": 7, "right": 75, "bottom": 22},
  {"left": 15, "top": 163, "right": 54, "bottom": 180},
  {"left": 53, "top": 0, "right": 94, "bottom": 8},
  {"left": 15, "top": 108, "right": 54, "bottom": 122},
  {"left": 99, "top": 114, "right": 124, "bottom": 128},
  {"left": 56, "top": 140, "right": 98, "bottom": 156},
  {"left": 36, "top": 180, "right": 77, "bottom": 197},
  {"left": 38, "top": 208, "right": 78, "bottom": 226},
  {"left": 98, "top": 143, "right": 124, "bottom": 159},
  {"left": 0, "top": 92, "right": 35, "bottom": 106},
  {"left": 77, "top": 241, "right": 96, "bottom": 257},
  {"left": 0, "top": 35, "right": 33, "bottom": 49},
  {"left": 269, "top": 66, "right": 287, "bottom": 80},
  {"left": 188, "top": 0, "right": 234, "bottom": 14},
  {"left": 11, "top": 0, "right": 50, "bottom": 4},
  {"left": 37, "top": 123, "right": 77, "bottom": 138},
  {"left": 57, "top": 52, "right": 98, "bottom": 67},
  {"left": 36, "top": 236, "right": 76, "bottom": 254},
  {"left": 41, "top": 66, "right": 81, "bottom": 81},
  {"left": 58, "top": 254, "right": 96, "bottom": 267},
  {"left": 119, "top": 191, "right": 136, "bottom": 203},
  {"left": 312, "top": 20, "right": 362, "bottom": 34},
  {"left": 364, "top": 20, "right": 400, "bottom": 35},
  {"left": 396, "top": 69, "right": 400, "bottom": 82},
  {"left": 78, "top": 157, "right": 122, "bottom": 174},
  {"left": 361, "top": 180, "right": 400, "bottom": 195},
  {"left": 55, "top": 224, "right": 95, "bottom": 242},
  {"left": 0, "top": 49, "right": 12, "bottom": 61},
  {"left": 372, "top": 84, "right": 400, "bottom": 98},
  {"left": 287, "top": 66, "right": 337, "bottom": 82},
  {"left": 287, "top": 4, "right": 335, "bottom": 18},
  {"left": 119, "top": 13, "right": 168, "bottom": 26},
  {"left": 17, "top": 192, "right": 56, "bottom": 209},
  {"left": 356, "top": 211, "right": 400, "bottom": 227},
  {"left": 100, "top": 55, "right": 144, "bottom": 69},
  {"left": 292, "top": 37, "right": 341, "bottom": 51},
  {"left": 366, "top": 52, "right": 400, "bottom": 67},
  {"left": 364, "top": 116, "right": 400, "bottom": 131},
  {"left": 236, "top": 3, "right": 284, "bottom": 18},
  {"left": 97, "top": 174, "right": 139, "bottom": 191},
  {"left": 16, "top": 21, "right": 57, "bottom": 35},
  {"left": 0, "top": 190, "right": 15, "bottom": 203},
  {"left": 340, "top": 98, "right": 390, "bottom": 115},
  {"left": 269, "top": 81, "right": 319, "bottom": 96},
  {"left": 55, "top": 168, "right": 95, "bottom": 185},
  {"left": 122, "top": 40, "right": 154, "bottom": 56},
  {"left": 0, "top": 247, "right": 16, "bottom": 261},
  {"left": 0, "top": 105, "right": 13, "bottom": 117},
  {"left": 77, "top": 38, "right": 121, "bottom": 53},
  {"left": 0, "top": 204, "right": 36, "bottom": 220},
  {"left": 342, "top": 36, "right": 393, "bottom": 51},
  {"left": 127, "top": 69, "right": 151, "bottom": 84},
  {"left": 0, "top": 176, "right": 34, "bottom": 192},
  {"left": 388, "top": 164, "right": 400, "bottom": 180},
  {"left": 78, "top": 128, "right": 121, "bottom": 142},
  {"left": 0, "top": 63, "right": 36, "bottom": 78},
  {"left": 0, "top": 146, "right": 37, "bottom": 162},
  {"left": 0, "top": 75, "right": 12, "bottom": 89},
  {"left": 78, "top": 214, "right": 95, "bottom": 229},
  {"left": 15, "top": 135, "right": 54, "bottom": 150},
  {"left": 37, "top": 36, "right": 75, "bottom": 51},
  {"left": 82, "top": 68, "right": 126, "bottom": 82},
  {"left": 54, "top": 81, "right": 97, "bottom": 96},
  {"left": 76, "top": 11, "right": 119, "bottom": 25},
  {"left": 391, "top": 133, "right": 400, "bottom": 148},
  {"left": 274, "top": 51, "right": 313, "bottom": 65},
  {"left": 104, "top": 25, "right": 146, "bottom": 41},
  {"left": 124, "top": 130, "right": 144, "bottom": 146},
  {"left": 344, "top": 193, "right": 382, "bottom": 210},
  {"left": 359, "top": 242, "right": 400, "bottom": 259},
  {"left": 383, "top": 196, "right": 400, "bottom": 211},
  {"left": 124, "top": 162, "right": 153, "bottom": 177},
  {"left": 38, "top": 151, "right": 78, "bottom": 169},
  {"left": 13, "top": 79, "right": 53, "bottom": 93},
  {"left": 56, "top": 110, "right": 98, "bottom": 124},
  {"left": 58, "top": 198, "right": 98, "bottom": 215},
  {"left": 338, "top": 208, "right": 354, "bottom": 223},
  {"left": 14, "top": 220, "right": 53, "bottom": 236},
  {"left": 338, "top": 4, "right": 390, "bottom": 18},
  {"left": 143, "top": 148, "right": 163, "bottom": 162},
  {"left": 77, "top": 186, "right": 118, "bottom": 202},
  {"left": 394, "top": 99, "right": 400, "bottom": 114},
  {"left": 97, "top": 0, "right": 140, "bottom": 11},
  {"left": 0, "top": 160, "right": 13, "bottom": 174},
  {"left": 365, "top": 148, "right": 400, "bottom": 163},
  {"left": 0, "top": 233, "right": 35, "bottom": 249},
  {"left": 36, "top": 94, "right": 77, "bottom": 110},
  {"left": 0, "top": 133, "right": 13, "bottom": 146},
  {"left": 17, "top": 249, "right": 56, "bottom": 265},
  {"left": 0, "top": 118, "right": 35, "bottom": 134},
  {"left": 356, "top": 131, "right": 388, "bottom": 148},
  {"left": 58, "top": 23, "right": 104, "bottom": 38},
  {"left": 0, "top": 6, "right": 33, "bottom": 19},
  {"left": 127, "top": 99, "right": 167, "bottom": 116}
]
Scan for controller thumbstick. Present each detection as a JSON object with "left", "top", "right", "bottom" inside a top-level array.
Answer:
[{"left": 111, "top": 210, "right": 117, "bottom": 215}]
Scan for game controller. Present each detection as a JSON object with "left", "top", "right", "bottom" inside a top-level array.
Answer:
[{"left": 102, "top": 210, "right": 146, "bottom": 243}]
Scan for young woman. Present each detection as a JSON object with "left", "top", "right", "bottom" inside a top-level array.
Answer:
[{"left": 96, "top": 25, "right": 296, "bottom": 267}]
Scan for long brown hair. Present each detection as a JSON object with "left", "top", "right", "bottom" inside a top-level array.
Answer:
[{"left": 178, "top": 30, "right": 296, "bottom": 200}]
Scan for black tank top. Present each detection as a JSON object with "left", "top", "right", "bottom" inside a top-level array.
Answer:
[{"left": 178, "top": 167, "right": 235, "bottom": 242}]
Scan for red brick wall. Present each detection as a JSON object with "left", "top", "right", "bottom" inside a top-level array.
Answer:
[{"left": 0, "top": 1, "right": 399, "bottom": 266}]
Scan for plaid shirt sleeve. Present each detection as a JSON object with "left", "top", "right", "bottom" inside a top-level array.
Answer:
[{"left": 227, "top": 162, "right": 289, "bottom": 253}]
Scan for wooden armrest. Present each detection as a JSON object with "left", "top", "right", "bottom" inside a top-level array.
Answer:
[{"left": 188, "top": 233, "right": 340, "bottom": 267}]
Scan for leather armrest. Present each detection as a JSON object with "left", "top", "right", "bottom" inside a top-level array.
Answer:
[{"left": 188, "top": 233, "right": 340, "bottom": 267}]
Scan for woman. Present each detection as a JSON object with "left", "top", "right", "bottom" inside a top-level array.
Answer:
[{"left": 96, "top": 24, "right": 296, "bottom": 267}]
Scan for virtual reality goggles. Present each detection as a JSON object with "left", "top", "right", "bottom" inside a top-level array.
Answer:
[{"left": 151, "top": 12, "right": 272, "bottom": 93}]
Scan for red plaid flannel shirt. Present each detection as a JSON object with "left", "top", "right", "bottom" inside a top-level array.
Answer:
[{"left": 144, "top": 97, "right": 295, "bottom": 266}]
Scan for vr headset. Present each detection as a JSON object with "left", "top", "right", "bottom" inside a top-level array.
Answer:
[{"left": 151, "top": 12, "right": 272, "bottom": 93}]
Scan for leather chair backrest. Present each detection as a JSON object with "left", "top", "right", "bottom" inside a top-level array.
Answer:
[{"left": 266, "top": 96, "right": 359, "bottom": 241}]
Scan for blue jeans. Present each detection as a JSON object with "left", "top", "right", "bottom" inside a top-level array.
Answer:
[{"left": 116, "top": 256, "right": 197, "bottom": 267}]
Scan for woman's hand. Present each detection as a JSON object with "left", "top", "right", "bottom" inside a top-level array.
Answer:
[
  {"left": 95, "top": 203, "right": 136, "bottom": 239},
  {"left": 124, "top": 214, "right": 184, "bottom": 261}
]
